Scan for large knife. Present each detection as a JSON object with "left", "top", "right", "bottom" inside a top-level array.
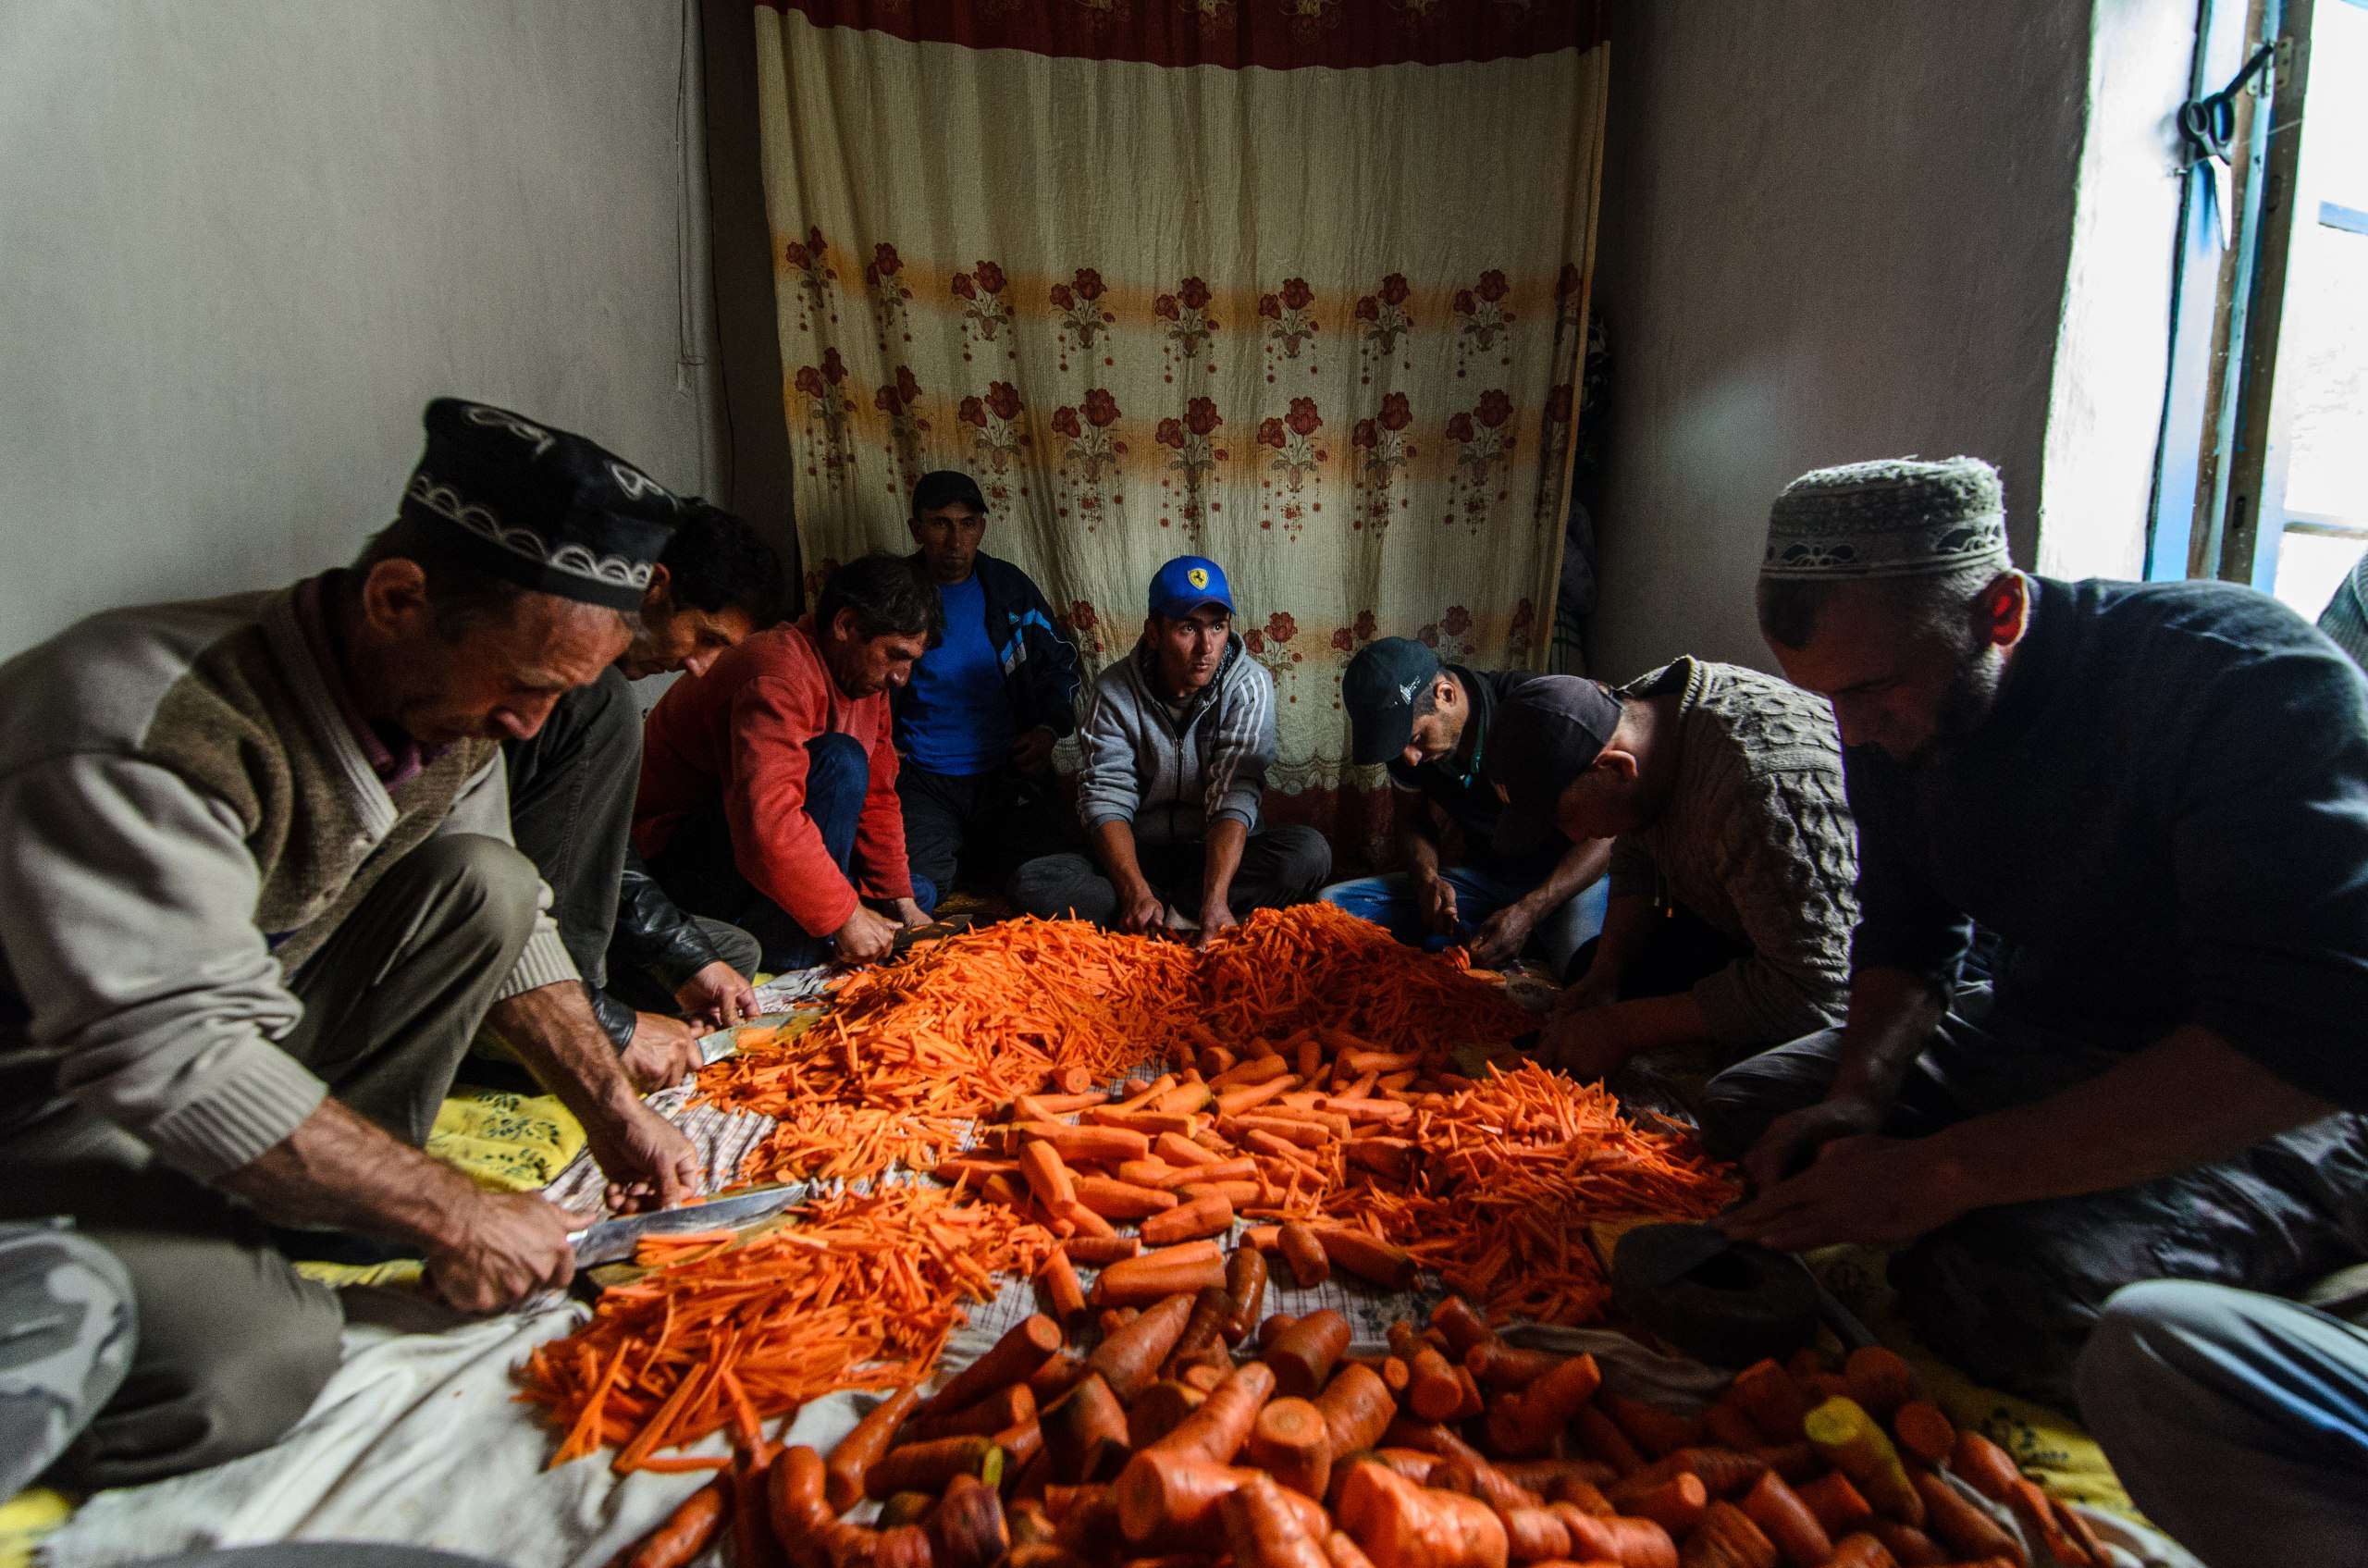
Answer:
[{"left": 567, "top": 1182, "right": 808, "bottom": 1267}]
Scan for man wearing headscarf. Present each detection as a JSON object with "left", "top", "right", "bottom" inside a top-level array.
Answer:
[
  {"left": 0, "top": 400, "right": 701, "bottom": 1484},
  {"left": 1713, "top": 456, "right": 2368, "bottom": 1419}
]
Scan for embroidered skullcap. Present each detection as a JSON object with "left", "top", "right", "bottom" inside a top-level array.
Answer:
[
  {"left": 1760, "top": 456, "right": 2010, "bottom": 580},
  {"left": 398, "top": 399, "right": 682, "bottom": 611}
]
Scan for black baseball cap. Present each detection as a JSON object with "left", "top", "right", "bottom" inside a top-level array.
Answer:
[
  {"left": 1341, "top": 637, "right": 1445, "bottom": 767},
  {"left": 911, "top": 470, "right": 988, "bottom": 515},
  {"left": 1484, "top": 675, "right": 1624, "bottom": 855}
]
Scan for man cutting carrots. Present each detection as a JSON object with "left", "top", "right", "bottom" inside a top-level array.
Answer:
[
  {"left": 0, "top": 401, "right": 701, "bottom": 1485},
  {"left": 1714, "top": 455, "right": 2368, "bottom": 1414},
  {"left": 636, "top": 552, "right": 938, "bottom": 969}
]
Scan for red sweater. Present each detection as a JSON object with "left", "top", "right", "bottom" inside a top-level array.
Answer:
[{"left": 635, "top": 621, "right": 911, "bottom": 937}]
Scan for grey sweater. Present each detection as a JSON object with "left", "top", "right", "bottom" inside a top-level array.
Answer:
[
  {"left": 0, "top": 583, "right": 572, "bottom": 1181},
  {"left": 1076, "top": 635, "right": 1276, "bottom": 848},
  {"left": 1610, "top": 657, "right": 1858, "bottom": 1047}
]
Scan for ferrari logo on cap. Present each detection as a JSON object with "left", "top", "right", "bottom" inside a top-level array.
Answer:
[{"left": 1188, "top": 567, "right": 1210, "bottom": 589}]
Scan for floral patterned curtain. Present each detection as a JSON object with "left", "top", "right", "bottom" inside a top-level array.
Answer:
[{"left": 752, "top": 0, "right": 1608, "bottom": 868}]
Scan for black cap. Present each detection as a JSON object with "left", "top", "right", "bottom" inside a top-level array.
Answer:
[
  {"left": 398, "top": 399, "right": 681, "bottom": 611},
  {"left": 912, "top": 470, "right": 989, "bottom": 515},
  {"left": 1341, "top": 637, "right": 1445, "bottom": 767},
  {"left": 1484, "top": 675, "right": 1624, "bottom": 855}
]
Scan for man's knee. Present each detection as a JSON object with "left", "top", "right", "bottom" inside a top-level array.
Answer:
[
  {"left": 699, "top": 918, "right": 763, "bottom": 982},
  {"left": 807, "top": 733, "right": 867, "bottom": 787},
  {"left": 1264, "top": 826, "right": 1334, "bottom": 892},
  {"left": 396, "top": 834, "right": 543, "bottom": 948},
  {"left": 1697, "top": 1031, "right": 1843, "bottom": 1158},
  {"left": 1010, "top": 854, "right": 1104, "bottom": 920},
  {"left": 2079, "top": 1279, "right": 2277, "bottom": 1407}
]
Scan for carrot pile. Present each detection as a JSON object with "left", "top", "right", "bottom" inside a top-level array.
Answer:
[
  {"left": 517, "top": 1182, "right": 1055, "bottom": 1473},
  {"left": 609, "top": 1280, "right": 2079, "bottom": 1568},
  {"left": 951, "top": 1049, "right": 1734, "bottom": 1328},
  {"left": 697, "top": 906, "right": 1539, "bottom": 1187}
]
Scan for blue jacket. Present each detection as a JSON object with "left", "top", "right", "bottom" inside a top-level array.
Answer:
[{"left": 894, "top": 550, "right": 1082, "bottom": 742}]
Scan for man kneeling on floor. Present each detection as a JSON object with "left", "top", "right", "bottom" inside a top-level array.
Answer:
[
  {"left": 1011, "top": 555, "right": 1330, "bottom": 938},
  {"left": 894, "top": 470, "right": 1083, "bottom": 903},
  {"left": 1487, "top": 662, "right": 1858, "bottom": 1082},
  {"left": 1321, "top": 636, "right": 1610, "bottom": 975},
  {"left": 0, "top": 400, "right": 701, "bottom": 1485},
  {"left": 506, "top": 500, "right": 783, "bottom": 1083},
  {"left": 1717, "top": 455, "right": 2368, "bottom": 1416},
  {"left": 636, "top": 553, "right": 937, "bottom": 970}
]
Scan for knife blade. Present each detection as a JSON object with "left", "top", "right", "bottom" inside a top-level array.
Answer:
[{"left": 567, "top": 1182, "right": 807, "bottom": 1267}]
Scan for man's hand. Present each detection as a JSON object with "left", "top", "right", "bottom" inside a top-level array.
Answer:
[
  {"left": 620, "top": 1012, "right": 702, "bottom": 1091},
  {"left": 1554, "top": 971, "right": 1620, "bottom": 1016},
  {"left": 1116, "top": 881, "right": 1166, "bottom": 935},
  {"left": 1416, "top": 871, "right": 1460, "bottom": 938},
  {"left": 1718, "top": 1134, "right": 1980, "bottom": 1251},
  {"left": 1536, "top": 1008, "right": 1635, "bottom": 1082},
  {"left": 1196, "top": 900, "right": 1240, "bottom": 945},
  {"left": 1008, "top": 726, "right": 1057, "bottom": 774},
  {"left": 1740, "top": 1092, "right": 1890, "bottom": 1191},
  {"left": 585, "top": 1095, "right": 702, "bottom": 1215},
  {"left": 832, "top": 904, "right": 901, "bottom": 966},
  {"left": 426, "top": 1191, "right": 581, "bottom": 1313},
  {"left": 674, "top": 961, "right": 758, "bottom": 1031},
  {"left": 891, "top": 897, "right": 931, "bottom": 931},
  {"left": 1466, "top": 900, "right": 1537, "bottom": 968}
]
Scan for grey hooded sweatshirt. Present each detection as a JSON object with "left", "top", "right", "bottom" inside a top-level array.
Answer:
[{"left": 1075, "top": 634, "right": 1275, "bottom": 849}]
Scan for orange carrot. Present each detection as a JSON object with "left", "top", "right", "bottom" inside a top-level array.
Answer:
[
  {"left": 1129, "top": 1380, "right": 1209, "bottom": 1449},
  {"left": 1333, "top": 1462, "right": 1511, "bottom": 1568},
  {"left": 624, "top": 1478, "right": 729, "bottom": 1568},
  {"left": 1091, "top": 1248, "right": 1228, "bottom": 1309},
  {"left": 1063, "top": 1235, "right": 1141, "bottom": 1266},
  {"left": 1316, "top": 1229, "right": 1417, "bottom": 1290},
  {"left": 1247, "top": 1395, "right": 1333, "bottom": 1499},
  {"left": 1505, "top": 1352, "right": 1602, "bottom": 1456},
  {"left": 866, "top": 1434, "right": 993, "bottom": 1500},
  {"left": 1041, "top": 1250, "right": 1088, "bottom": 1330},
  {"left": 1465, "top": 1341, "right": 1569, "bottom": 1390},
  {"left": 1315, "top": 1363, "right": 1399, "bottom": 1458},
  {"left": 1944, "top": 1431, "right": 2022, "bottom": 1504},
  {"left": 1861, "top": 1520, "right": 1945, "bottom": 1566},
  {"left": 826, "top": 1385, "right": 919, "bottom": 1512},
  {"left": 921, "top": 1315, "right": 1065, "bottom": 1419},
  {"left": 1910, "top": 1473, "right": 2020, "bottom": 1564},
  {"left": 1222, "top": 1472, "right": 1333, "bottom": 1568},
  {"left": 2004, "top": 1479, "right": 2095, "bottom": 1568},
  {"left": 1599, "top": 1391, "right": 1703, "bottom": 1460},
  {"left": 1142, "top": 1191, "right": 1237, "bottom": 1245},
  {"left": 1623, "top": 1472, "right": 1708, "bottom": 1536},
  {"left": 1087, "top": 1292, "right": 1198, "bottom": 1401},
  {"left": 1071, "top": 1176, "right": 1179, "bottom": 1220},
  {"left": 1890, "top": 1401, "right": 1955, "bottom": 1469},
  {"left": 1146, "top": 1359, "right": 1278, "bottom": 1464},
  {"left": 1843, "top": 1348, "right": 1918, "bottom": 1420},
  {"left": 906, "top": 1383, "right": 1036, "bottom": 1443},
  {"left": 1803, "top": 1399, "right": 1923, "bottom": 1527},
  {"left": 1114, "top": 1453, "right": 1328, "bottom": 1545},
  {"left": 1266, "top": 1310, "right": 1353, "bottom": 1399},
  {"left": 1823, "top": 1537, "right": 1900, "bottom": 1568},
  {"left": 1497, "top": 1505, "right": 1571, "bottom": 1562},
  {"left": 1571, "top": 1405, "right": 1646, "bottom": 1476},
  {"left": 1681, "top": 1500, "right": 1778, "bottom": 1568},
  {"left": 1408, "top": 1344, "right": 1466, "bottom": 1423},
  {"left": 1726, "top": 1362, "right": 1813, "bottom": 1446},
  {"left": 1277, "top": 1224, "right": 1330, "bottom": 1287},
  {"left": 1044, "top": 1373, "right": 1131, "bottom": 1484},
  {"left": 1739, "top": 1471, "right": 1832, "bottom": 1568},
  {"left": 1224, "top": 1246, "right": 1269, "bottom": 1344},
  {"left": 1791, "top": 1473, "right": 1873, "bottom": 1537},
  {"left": 1018, "top": 1122, "right": 1153, "bottom": 1166}
]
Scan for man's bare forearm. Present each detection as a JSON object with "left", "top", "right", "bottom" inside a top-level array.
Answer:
[
  {"left": 1825, "top": 967, "right": 1951, "bottom": 1107},
  {"left": 1401, "top": 827, "right": 1443, "bottom": 883},
  {"left": 1092, "top": 819, "right": 1151, "bottom": 897},
  {"left": 1585, "top": 893, "right": 1657, "bottom": 984},
  {"left": 487, "top": 982, "right": 642, "bottom": 1128},
  {"left": 1201, "top": 818, "right": 1249, "bottom": 910},
  {"left": 219, "top": 1097, "right": 481, "bottom": 1250},
  {"left": 1520, "top": 837, "right": 1610, "bottom": 920},
  {"left": 1930, "top": 1025, "right": 2334, "bottom": 1208}
]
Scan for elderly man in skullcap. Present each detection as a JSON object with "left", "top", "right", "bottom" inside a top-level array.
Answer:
[
  {"left": 1712, "top": 456, "right": 2368, "bottom": 1426},
  {"left": 0, "top": 399, "right": 701, "bottom": 1484}
]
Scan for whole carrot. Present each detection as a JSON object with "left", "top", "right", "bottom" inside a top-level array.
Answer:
[
  {"left": 1803, "top": 1398, "right": 1923, "bottom": 1527},
  {"left": 624, "top": 1478, "right": 729, "bottom": 1568},
  {"left": 1086, "top": 1291, "right": 1198, "bottom": 1401},
  {"left": 1739, "top": 1470, "right": 1833, "bottom": 1568},
  {"left": 1247, "top": 1396, "right": 1332, "bottom": 1500},
  {"left": 1145, "top": 1359, "right": 1279, "bottom": 1465},
  {"left": 1314, "top": 1229, "right": 1417, "bottom": 1290},
  {"left": 1890, "top": 1401, "right": 1955, "bottom": 1468},
  {"left": 1223, "top": 1246, "right": 1269, "bottom": 1344},
  {"left": 1314, "top": 1363, "right": 1398, "bottom": 1457},
  {"left": 1503, "top": 1352, "right": 1601, "bottom": 1456},
  {"left": 1221, "top": 1472, "right": 1333, "bottom": 1568},
  {"left": 865, "top": 1434, "right": 994, "bottom": 1500},
  {"left": 1277, "top": 1224, "right": 1330, "bottom": 1287},
  {"left": 1142, "top": 1191, "right": 1236, "bottom": 1246},
  {"left": 919, "top": 1315, "right": 1064, "bottom": 1419},
  {"left": 1266, "top": 1310, "right": 1353, "bottom": 1399},
  {"left": 1333, "top": 1461, "right": 1510, "bottom": 1568},
  {"left": 1090, "top": 1248, "right": 1228, "bottom": 1308},
  {"left": 825, "top": 1385, "right": 919, "bottom": 1512},
  {"left": 1909, "top": 1473, "right": 2020, "bottom": 1564}
]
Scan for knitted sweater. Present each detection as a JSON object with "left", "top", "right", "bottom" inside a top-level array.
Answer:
[
  {"left": 0, "top": 580, "right": 574, "bottom": 1180},
  {"left": 1075, "top": 634, "right": 1275, "bottom": 849},
  {"left": 1610, "top": 657, "right": 1857, "bottom": 1046}
]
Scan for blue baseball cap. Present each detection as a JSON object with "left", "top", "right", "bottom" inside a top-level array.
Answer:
[{"left": 1148, "top": 555, "right": 1237, "bottom": 620}]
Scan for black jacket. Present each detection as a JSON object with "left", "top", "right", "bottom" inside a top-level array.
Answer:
[
  {"left": 894, "top": 550, "right": 1083, "bottom": 745},
  {"left": 587, "top": 846, "right": 724, "bottom": 1045}
]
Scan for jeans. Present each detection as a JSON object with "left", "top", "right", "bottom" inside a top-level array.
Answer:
[
  {"left": 2078, "top": 1280, "right": 2368, "bottom": 1568},
  {"left": 1010, "top": 826, "right": 1332, "bottom": 926},
  {"left": 897, "top": 762, "right": 1079, "bottom": 898},
  {"left": 648, "top": 734, "right": 936, "bottom": 971},
  {"left": 1319, "top": 853, "right": 1609, "bottom": 979},
  {"left": 1701, "top": 985, "right": 2368, "bottom": 1414}
]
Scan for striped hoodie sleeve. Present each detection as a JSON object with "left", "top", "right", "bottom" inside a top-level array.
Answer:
[{"left": 1203, "top": 651, "right": 1275, "bottom": 830}]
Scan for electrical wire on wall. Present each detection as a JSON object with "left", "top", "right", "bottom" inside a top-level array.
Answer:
[{"left": 674, "top": 0, "right": 727, "bottom": 501}]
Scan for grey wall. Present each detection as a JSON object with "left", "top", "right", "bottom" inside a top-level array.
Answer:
[
  {"left": 0, "top": 0, "right": 719, "bottom": 659},
  {"left": 1585, "top": 0, "right": 2133, "bottom": 678}
]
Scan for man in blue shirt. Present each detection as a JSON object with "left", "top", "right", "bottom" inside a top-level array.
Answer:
[{"left": 895, "top": 471, "right": 1082, "bottom": 900}]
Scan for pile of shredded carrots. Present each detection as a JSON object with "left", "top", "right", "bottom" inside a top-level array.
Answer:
[
  {"left": 699, "top": 906, "right": 1534, "bottom": 1186},
  {"left": 517, "top": 1182, "right": 1054, "bottom": 1473},
  {"left": 1316, "top": 1061, "right": 1737, "bottom": 1323}
]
